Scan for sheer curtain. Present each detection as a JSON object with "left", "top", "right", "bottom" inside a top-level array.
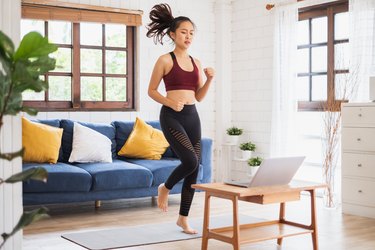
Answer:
[
  {"left": 349, "top": 0, "right": 375, "bottom": 101},
  {"left": 270, "top": 4, "right": 299, "bottom": 157}
]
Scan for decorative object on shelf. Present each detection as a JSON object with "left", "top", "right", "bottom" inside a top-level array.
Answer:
[
  {"left": 247, "top": 156, "right": 262, "bottom": 176},
  {"left": 0, "top": 30, "right": 57, "bottom": 248},
  {"left": 226, "top": 126, "right": 243, "bottom": 145},
  {"left": 239, "top": 141, "right": 256, "bottom": 159}
]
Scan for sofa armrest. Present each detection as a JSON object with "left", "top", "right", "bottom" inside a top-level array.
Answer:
[{"left": 200, "top": 137, "right": 213, "bottom": 183}]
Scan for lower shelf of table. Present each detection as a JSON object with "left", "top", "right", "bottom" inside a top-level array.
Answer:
[{"left": 208, "top": 220, "right": 313, "bottom": 244}]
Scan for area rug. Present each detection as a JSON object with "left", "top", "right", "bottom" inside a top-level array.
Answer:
[{"left": 62, "top": 214, "right": 263, "bottom": 250}]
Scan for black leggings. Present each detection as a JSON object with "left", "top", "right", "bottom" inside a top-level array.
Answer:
[{"left": 160, "top": 104, "right": 201, "bottom": 216}]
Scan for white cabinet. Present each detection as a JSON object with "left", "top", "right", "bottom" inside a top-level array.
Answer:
[{"left": 341, "top": 103, "right": 375, "bottom": 218}]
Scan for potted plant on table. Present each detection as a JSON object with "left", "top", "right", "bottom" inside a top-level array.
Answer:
[
  {"left": 0, "top": 30, "right": 57, "bottom": 248},
  {"left": 247, "top": 156, "right": 262, "bottom": 176},
  {"left": 226, "top": 126, "right": 243, "bottom": 145},
  {"left": 239, "top": 141, "right": 256, "bottom": 159}
]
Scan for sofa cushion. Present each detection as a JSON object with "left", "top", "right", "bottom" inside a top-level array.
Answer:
[
  {"left": 73, "top": 159, "right": 153, "bottom": 191},
  {"left": 112, "top": 120, "right": 175, "bottom": 158},
  {"left": 124, "top": 158, "right": 203, "bottom": 186},
  {"left": 118, "top": 117, "right": 169, "bottom": 160},
  {"left": 34, "top": 119, "right": 63, "bottom": 162},
  {"left": 22, "top": 117, "right": 63, "bottom": 164},
  {"left": 60, "top": 119, "right": 116, "bottom": 162},
  {"left": 23, "top": 162, "right": 92, "bottom": 193}
]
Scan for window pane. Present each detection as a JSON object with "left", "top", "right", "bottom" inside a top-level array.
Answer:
[
  {"left": 21, "top": 19, "right": 44, "bottom": 38},
  {"left": 298, "top": 20, "right": 309, "bottom": 45},
  {"left": 311, "top": 75, "right": 327, "bottom": 101},
  {"left": 106, "top": 51, "right": 127, "bottom": 74},
  {"left": 335, "top": 42, "right": 350, "bottom": 70},
  {"left": 335, "top": 12, "right": 349, "bottom": 40},
  {"left": 81, "top": 49, "right": 102, "bottom": 73},
  {"left": 312, "top": 17, "right": 327, "bottom": 43},
  {"left": 51, "top": 48, "right": 71, "bottom": 73},
  {"left": 335, "top": 73, "right": 352, "bottom": 100},
  {"left": 22, "top": 89, "right": 44, "bottom": 101},
  {"left": 80, "top": 23, "right": 102, "bottom": 46},
  {"left": 297, "top": 48, "right": 309, "bottom": 73},
  {"left": 106, "top": 24, "right": 126, "bottom": 47},
  {"left": 48, "top": 21, "right": 71, "bottom": 44},
  {"left": 81, "top": 77, "right": 102, "bottom": 101},
  {"left": 312, "top": 46, "right": 327, "bottom": 72},
  {"left": 48, "top": 76, "right": 71, "bottom": 101},
  {"left": 106, "top": 78, "right": 127, "bottom": 101},
  {"left": 297, "top": 76, "right": 309, "bottom": 101}
]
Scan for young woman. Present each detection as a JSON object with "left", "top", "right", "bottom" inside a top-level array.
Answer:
[{"left": 146, "top": 4, "right": 214, "bottom": 234}]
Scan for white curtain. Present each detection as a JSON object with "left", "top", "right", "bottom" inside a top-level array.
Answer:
[
  {"left": 270, "top": 4, "right": 299, "bottom": 157},
  {"left": 349, "top": 0, "right": 375, "bottom": 101}
]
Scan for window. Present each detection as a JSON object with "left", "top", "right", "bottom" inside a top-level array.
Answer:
[
  {"left": 21, "top": 1, "right": 142, "bottom": 111},
  {"left": 297, "top": 0, "right": 348, "bottom": 111}
]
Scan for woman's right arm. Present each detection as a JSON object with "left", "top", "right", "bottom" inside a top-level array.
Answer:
[{"left": 148, "top": 56, "right": 173, "bottom": 107}]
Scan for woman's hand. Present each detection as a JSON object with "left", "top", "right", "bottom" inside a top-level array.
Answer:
[
  {"left": 169, "top": 99, "right": 185, "bottom": 112},
  {"left": 204, "top": 67, "right": 215, "bottom": 82}
]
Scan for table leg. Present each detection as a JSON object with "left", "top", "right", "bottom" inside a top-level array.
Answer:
[
  {"left": 201, "top": 192, "right": 211, "bottom": 250},
  {"left": 309, "top": 189, "right": 319, "bottom": 250},
  {"left": 277, "top": 202, "right": 286, "bottom": 245},
  {"left": 232, "top": 196, "right": 240, "bottom": 250}
]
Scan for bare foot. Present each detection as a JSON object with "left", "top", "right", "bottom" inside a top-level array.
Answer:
[
  {"left": 177, "top": 215, "right": 198, "bottom": 234},
  {"left": 157, "top": 183, "right": 169, "bottom": 212}
]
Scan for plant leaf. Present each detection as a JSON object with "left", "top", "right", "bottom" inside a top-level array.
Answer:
[
  {"left": 5, "top": 167, "right": 48, "bottom": 183},
  {"left": 0, "top": 31, "right": 15, "bottom": 60},
  {"left": 1, "top": 208, "right": 49, "bottom": 243},
  {"left": 0, "top": 148, "right": 24, "bottom": 161},
  {"left": 21, "top": 106, "right": 38, "bottom": 116},
  {"left": 14, "top": 32, "right": 57, "bottom": 60}
]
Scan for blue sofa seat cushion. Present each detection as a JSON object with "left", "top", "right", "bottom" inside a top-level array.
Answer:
[
  {"left": 23, "top": 162, "right": 92, "bottom": 193},
  {"left": 60, "top": 119, "right": 116, "bottom": 162},
  {"left": 124, "top": 158, "right": 203, "bottom": 186},
  {"left": 73, "top": 159, "right": 153, "bottom": 191},
  {"left": 111, "top": 120, "right": 176, "bottom": 158}
]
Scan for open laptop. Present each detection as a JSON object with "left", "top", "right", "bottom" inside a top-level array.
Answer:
[{"left": 225, "top": 156, "right": 305, "bottom": 188}]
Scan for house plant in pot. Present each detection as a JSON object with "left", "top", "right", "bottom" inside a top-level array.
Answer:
[
  {"left": 226, "top": 126, "right": 243, "bottom": 145},
  {"left": 239, "top": 141, "right": 256, "bottom": 159},
  {"left": 247, "top": 156, "right": 262, "bottom": 176}
]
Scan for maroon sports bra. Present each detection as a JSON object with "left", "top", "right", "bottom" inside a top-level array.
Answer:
[{"left": 163, "top": 52, "right": 199, "bottom": 92}]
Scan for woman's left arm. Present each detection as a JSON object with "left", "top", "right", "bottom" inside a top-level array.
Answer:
[{"left": 195, "top": 59, "right": 215, "bottom": 102}]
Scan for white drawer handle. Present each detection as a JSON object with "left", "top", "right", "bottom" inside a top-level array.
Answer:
[
  {"left": 357, "top": 138, "right": 361, "bottom": 142},
  {"left": 358, "top": 190, "right": 363, "bottom": 193}
]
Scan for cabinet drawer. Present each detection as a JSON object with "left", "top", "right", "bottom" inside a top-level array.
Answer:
[
  {"left": 342, "top": 178, "right": 375, "bottom": 207},
  {"left": 342, "top": 153, "right": 375, "bottom": 178},
  {"left": 342, "top": 106, "right": 375, "bottom": 127},
  {"left": 342, "top": 128, "right": 375, "bottom": 152}
]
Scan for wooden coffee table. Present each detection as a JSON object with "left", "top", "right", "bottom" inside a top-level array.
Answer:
[{"left": 192, "top": 181, "right": 327, "bottom": 250}]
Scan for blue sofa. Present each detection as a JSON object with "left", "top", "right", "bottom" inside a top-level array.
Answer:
[{"left": 22, "top": 119, "right": 213, "bottom": 206}]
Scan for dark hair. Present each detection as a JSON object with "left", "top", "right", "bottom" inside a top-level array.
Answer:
[{"left": 146, "top": 3, "right": 195, "bottom": 45}]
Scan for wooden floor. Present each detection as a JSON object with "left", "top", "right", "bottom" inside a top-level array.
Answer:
[{"left": 23, "top": 192, "right": 375, "bottom": 250}]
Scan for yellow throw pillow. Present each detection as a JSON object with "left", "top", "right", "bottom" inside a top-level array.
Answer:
[
  {"left": 22, "top": 117, "right": 63, "bottom": 164},
  {"left": 118, "top": 117, "right": 169, "bottom": 160}
]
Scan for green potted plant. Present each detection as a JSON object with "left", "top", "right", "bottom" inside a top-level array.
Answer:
[
  {"left": 0, "top": 30, "right": 57, "bottom": 248},
  {"left": 247, "top": 156, "right": 262, "bottom": 176},
  {"left": 226, "top": 126, "right": 243, "bottom": 145},
  {"left": 239, "top": 141, "right": 256, "bottom": 159}
]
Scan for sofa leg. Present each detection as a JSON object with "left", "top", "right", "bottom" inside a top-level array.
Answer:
[
  {"left": 95, "top": 200, "right": 101, "bottom": 208},
  {"left": 151, "top": 196, "right": 157, "bottom": 205}
]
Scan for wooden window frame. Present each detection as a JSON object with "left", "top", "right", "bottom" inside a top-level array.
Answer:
[
  {"left": 297, "top": 0, "right": 348, "bottom": 112},
  {"left": 21, "top": 0, "right": 142, "bottom": 111}
]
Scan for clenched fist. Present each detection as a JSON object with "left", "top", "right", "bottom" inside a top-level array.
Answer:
[{"left": 204, "top": 67, "right": 215, "bottom": 82}]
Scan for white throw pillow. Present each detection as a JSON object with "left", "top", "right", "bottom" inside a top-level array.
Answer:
[{"left": 69, "top": 122, "right": 112, "bottom": 163}]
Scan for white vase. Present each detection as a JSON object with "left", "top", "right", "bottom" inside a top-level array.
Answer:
[
  {"left": 247, "top": 166, "right": 259, "bottom": 176},
  {"left": 226, "top": 135, "right": 239, "bottom": 145},
  {"left": 241, "top": 150, "right": 252, "bottom": 160}
]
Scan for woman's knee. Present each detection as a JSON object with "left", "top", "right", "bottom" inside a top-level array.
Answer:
[{"left": 181, "top": 154, "right": 199, "bottom": 172}]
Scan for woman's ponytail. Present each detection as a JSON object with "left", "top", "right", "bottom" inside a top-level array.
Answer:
[{"left": 146, "top": 4, "right": 174, "bottom": 45}]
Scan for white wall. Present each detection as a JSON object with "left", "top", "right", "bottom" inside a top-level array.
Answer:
[
  {"left": 0, "top": 1, "right": 23, "bottom": 249},
  {"left": 28, "top": 0, "right": 217, "bottom": 140}
]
